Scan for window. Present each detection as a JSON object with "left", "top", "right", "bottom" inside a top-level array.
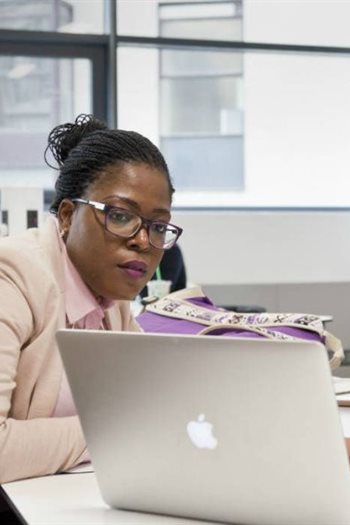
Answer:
[
  {"left": 118, "top": 44, "right": 243, "bottom": 204},
  {"left": 1, "top": 210, "right": 8, "bottom": 225},
  {"left": 117, "top": 1, "right": 244, "bottom": 205},
  {"left": 160, "top": 1, "right": 243, "bottom": 194},
  {"left": 0, "top": 56, "right": 92, "bottom": 193},
  {"left": 26, "top": 209, "right": 38, "bottom": 228},
  {"left": 1, "top": 0, "right": 350, "bottom": 214},
  {"left": 0, "top": 0, "right": 106, "bottom": 34},
  {"left": 117, "top": 0, "right": 242, "bottom": 40}
]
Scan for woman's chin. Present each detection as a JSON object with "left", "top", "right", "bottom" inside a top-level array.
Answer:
[{"left": 104, "top": 286, "right": 145, "bottom": 302}]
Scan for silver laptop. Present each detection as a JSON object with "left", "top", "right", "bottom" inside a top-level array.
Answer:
[{"left": 56, "top": 330, "right": 350, "bottom": 525}]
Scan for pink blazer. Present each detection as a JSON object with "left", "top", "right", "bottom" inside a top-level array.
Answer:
[{"left": 0, "top": 218, "right": 141, "bottom": 483}]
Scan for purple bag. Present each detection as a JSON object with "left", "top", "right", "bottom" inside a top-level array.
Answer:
[{"left": 137, "top": 286, "right": 343, "bottom": 369}]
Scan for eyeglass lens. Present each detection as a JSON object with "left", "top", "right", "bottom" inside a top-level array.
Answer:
[{"left": 106, "top": 208, "right": 177, "bottom": 248}]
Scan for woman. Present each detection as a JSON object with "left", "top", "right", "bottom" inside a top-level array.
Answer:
[{"left": 0, "top": 114, "right": 182, "bottom": 483}]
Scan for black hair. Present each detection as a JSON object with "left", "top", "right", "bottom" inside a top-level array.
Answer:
[{"left": 45, "top": 114, "right": 174, "bottom": 213}]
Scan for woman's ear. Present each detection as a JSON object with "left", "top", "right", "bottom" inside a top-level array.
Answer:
[{"left": 57, "top": 199, "right": 75, "bottom": 239}]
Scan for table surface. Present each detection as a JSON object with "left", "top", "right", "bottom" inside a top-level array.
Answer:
[{"left": 3, "top": 471, "right": 218, "bottom": 525}]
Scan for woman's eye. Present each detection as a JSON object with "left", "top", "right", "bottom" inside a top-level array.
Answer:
[
  {"left": 152, "top": 223, "right": 167, "bottom": 234},
  {"left": 108, "top": 210, "right": 132, "bottom": 224}
]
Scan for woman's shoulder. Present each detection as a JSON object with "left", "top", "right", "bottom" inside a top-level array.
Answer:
[
  {"left": 0, "top": 227, "right": 47, "bottom": 267},
  {"left": 0, "top": 219, "right": 62, "bottom": 292}
]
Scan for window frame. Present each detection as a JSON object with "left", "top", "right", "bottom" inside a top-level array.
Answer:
[{"left": 0, "top": 29, "right": 109, "bottom": 122}]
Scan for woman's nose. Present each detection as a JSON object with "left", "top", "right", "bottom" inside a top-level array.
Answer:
[{"left": 126, "top": 225, "right": 151, "bottom": 251}]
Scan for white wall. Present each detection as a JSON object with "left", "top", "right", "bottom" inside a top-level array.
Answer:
[{"left": 172, "top": 210, "right": 350, "bottom": 286}]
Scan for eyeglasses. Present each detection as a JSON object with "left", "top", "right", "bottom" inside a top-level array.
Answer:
[{"left": 72, "top": 198, "right": 183, "bottom": 250}]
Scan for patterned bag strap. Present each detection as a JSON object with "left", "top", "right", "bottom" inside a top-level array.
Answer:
[
  {"left": 146, "top": 295, "right": 325, "bottom": 333},
  {"left": 198, "top": 323, "right": 303, "bottom": 341},
  {"left": 323, "top": 331, "right": 344, "bottom": 369},
  {"left": 197, "top": 325, "right": 343, "bottom": 370},
  {"left": 146, "top": 291, "right": 344, "bottom": 369}
]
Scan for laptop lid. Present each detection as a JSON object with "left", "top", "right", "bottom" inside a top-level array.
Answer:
[{"left": 56, "top": 330, "right": 350, "bottom": 525}]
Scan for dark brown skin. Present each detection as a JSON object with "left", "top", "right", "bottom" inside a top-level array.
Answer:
[{"left": 57, "top": 162, "right": 171, "bottom": 301}]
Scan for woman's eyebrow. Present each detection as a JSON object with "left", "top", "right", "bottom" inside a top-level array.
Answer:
[{"left": 103, "top": 195, "right": 170, "bottom": 216}]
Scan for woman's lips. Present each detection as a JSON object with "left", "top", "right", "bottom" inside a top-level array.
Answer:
[
  {"left": 118, "top": 260, "right": 147, "bottom": 280},
  {"left": 123, "top": 268, "right": 145, "bottom": 279}
]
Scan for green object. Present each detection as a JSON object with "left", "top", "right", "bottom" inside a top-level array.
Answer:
[{"left": 155, "top": 266, "right": 162, "bottom": 280}]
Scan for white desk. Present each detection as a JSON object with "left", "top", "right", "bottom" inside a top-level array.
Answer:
[{"left": 3, "top": 472, "right": 216, "bottom": 525}]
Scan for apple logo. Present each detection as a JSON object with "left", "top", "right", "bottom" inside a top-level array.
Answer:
[{"left": 186, "top": 414, "right": 218, "bottom": 450}]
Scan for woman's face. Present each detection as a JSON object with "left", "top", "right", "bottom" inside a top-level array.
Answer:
[{"left": 58, "top": 162, "right": 172, "bottom": 300}]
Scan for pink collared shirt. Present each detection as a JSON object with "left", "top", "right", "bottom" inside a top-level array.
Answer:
[{"left": 52, "top": 222, "right": 114, "bottom": 418}]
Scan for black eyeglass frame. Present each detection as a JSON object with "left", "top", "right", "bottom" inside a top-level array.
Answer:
[{"left": 71, "top": 198, "right": 183, "bottom": 250}]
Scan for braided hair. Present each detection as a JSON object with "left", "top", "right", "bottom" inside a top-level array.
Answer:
[{"left": 45, "top": 114, "right": 174, "bottom": 213}]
